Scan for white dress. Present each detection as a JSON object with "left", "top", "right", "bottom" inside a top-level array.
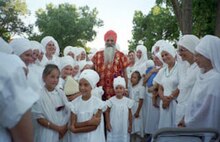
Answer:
[
  {"left": 0, "top": 53, "right": 39, "bottom": 142},
  {"left": 185, "top": 69, "right": 220, "bottom": 133},
  {"left": 106, "top": 96, "right": 134, "bottom": 142},
  {"left": 32, "top": 87, "right": 70, "bottom": 142},
  {"left": 154, "top": 63, "right": 179, "bottom": 128},
  {"left": 175, "top": 63, "right": 200, "bottom": 124},
  {"left": 129, "top": 84, "right": 145, "bottom": 137},
  {"left": 68, "top": 95, "right": 106, "bottom": 142}
]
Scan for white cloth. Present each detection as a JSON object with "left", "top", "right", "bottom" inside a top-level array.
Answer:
[
  {"left": 128, "top": 84, "right": 145, "bottom": 137},
  {"left": 175, "top": 63, "right": 200, "bottom": 124},
  {"left": 106, "top": 96, "right": 134, "bottom": 142},
  {"left": 40, "top": 54, "right": 60, "bottom": 67},
  {"left": 0, "top": 37, "right": 12, "bottom": 54},
  {"left": 195, "top": 35, "right": 220, "bottom": 73},
  {"left": 10, "top": 38, "right": 31, "bottom": 56},
  {"left": 154, "top": 62, "right": 179, "bottom": 128},
  {"left": 185, "top": 69, "right": 220, "bottom": 133},
  {"left": 59, "top": 56, "right": 74, "bottom": 71},
  {"left": 79, "top": 69, "right": 100, "bottom": 89},
  {"left": 0, "top": 53, "right": 39, "bottom": 142},
  {"left": 68, "top": 95, "right": 106, "bottom": 142},
  {"left": 113, "top": 76, "right": 126, "bottom": 89},
  {"left": 32, "top": 87, "right": 70, "bottom": 142},
  {"left": 134, "top": 45, "right": 148, "bottom": 75}
]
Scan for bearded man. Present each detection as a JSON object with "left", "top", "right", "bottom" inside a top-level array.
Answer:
[{"left": 92, "top": 30, "right": 129, "bottom": 100}]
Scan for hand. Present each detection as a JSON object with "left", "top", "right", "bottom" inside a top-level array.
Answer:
[
  {"left": 152, "top": 96, "right": 159, "bottom": 108},
  {"left": 106, "top": 123, "right": 112, "bottom": 132},
  {"left": 134, "top": 112, "right": 139, "bottom": 118},
  {"left": 58, "top": 124, "right": 68, "bottom": 139},
  {"left": 88, "top": 115, "right": 101, "bottom": 126},
  {"left": 128, "top": 124, "right": 132, "bottom": 133},
  {"left": 162, "top": 98, "right": 170, "bottom": 109}
]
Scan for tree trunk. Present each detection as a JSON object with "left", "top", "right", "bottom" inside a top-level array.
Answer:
[
  {"left": 182, "top": 0, "right": 192, "bottom": 34},
  {"left": 171, "top": 0, "right": 183, "bottom": 32},
  {"left": 215, "top": 0, "right": 220, "bottom": 37}
]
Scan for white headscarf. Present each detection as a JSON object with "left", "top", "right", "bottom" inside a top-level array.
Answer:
[
  {"left": 41, "top": 36, "right": 60, "bottom": 56},
  {"left": 63, "top": 46, "right": 74, "bottom": 57},
  {"left": 159, "top": 41, "right": 177, "bottom": 58},
  {"left": 113, "top": 76, "right": 126, "bottom": 89},
  {"left": 178, "top": 34, "right": 200, "bottom": 54},
  {"left": 195, "top": 35, "right": 220, "bottom": 72},
  {"left": 151, "top": 40, "right": 167, "bottom": 55},
  {"left": 135, "top": 44, "right": 148, "bottom": 66},
  {"left": 0, "top": 37, "right": 13, "bottom": 54},
  {"left": 79, "top": 69, "right": 100, "bottom": 89},
  {"left": 59, "top": 56, "right": 74, "bottom": 71},
  {"left": 10, "top": 38, "right": 31, "bottom": 56}
]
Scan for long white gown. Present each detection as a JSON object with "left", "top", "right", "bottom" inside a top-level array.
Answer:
[
  {"left": 154, "top": 63, "right": 179, "bottom": 128},
  {"left": 185, "top": 69, "right": 220, "bottom": 133},
  {"left": 32, "top": 87, "right": 70, "bottom": 142},
  {"left": 68, "top": 95, "right": 106, "bottom": 142},
  {"left": 106, "top": 96, "right": 134, "bottom": 142},
  {"left": 129, "top": 84, "right": 145, "bottom": 137}
]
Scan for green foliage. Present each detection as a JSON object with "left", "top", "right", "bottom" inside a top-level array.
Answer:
[
  {"left": 0, "top": 0, "right": 32, "bottom": 40},
  {"left": 129, "top": 5, "right": 179, "bottom": 51},
  {"left": 30, "top": 3, "right": 103, "bottom": 53}
]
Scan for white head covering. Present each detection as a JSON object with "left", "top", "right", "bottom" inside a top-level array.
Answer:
[
  {"left": 0, "top": 37, "right": 13, "bottom": 54},
  {"left": 151, "top": 40, "right": 167, "bottom": 55},
  {"left": 195, "top": 35, "right": 220, "bottom": 72},
  {"left": 41, "top": 36, "right": 59, "bottom": 55},
  {"left": 79, "top": 69, "right": 100, "bottom": 89},
  {"left": 30, "top": 40, "right": 43, "bottom": 52},
  {"left": 63, "top": 46, "right": 74, "bottom": 57},
  {"left": 178, "top": 34, "right": 200, "bottom": 54},
  {"left": 10, "top": 38, "right": 31, "bottom": 56},
  {"left": 160, "top": 41, "right": 177, "bottom": 58},
  {"left": 59, "top": 56, "right": 74, "bottom": 71},
  {"left": 113, "top": 76, "right": 126, "bottom": 89},
  {"left": 135, "top": 44, "right": 148, "bottom": 62}
]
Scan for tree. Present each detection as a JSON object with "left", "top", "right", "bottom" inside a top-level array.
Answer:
[
  {"left": 129, "top": 5, "right": 179, "bottom": 51},
  {"left": 31, "top": 3, "right": 103, "bottom": 52},
  {"left": 0, "top": 0, "right": 32, "bottom": 40}
]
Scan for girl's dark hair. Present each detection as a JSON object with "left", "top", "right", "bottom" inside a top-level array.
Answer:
[
  {"left": 132, "top": 70, "right": 142, "bottom": 82},
  {"left": 42, "top": 64, "right": 60, "bottom": 78}
]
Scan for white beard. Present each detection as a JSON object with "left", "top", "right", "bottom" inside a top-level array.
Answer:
[{"left": 104, "top": 46, "right": 115, "bottom": 64}]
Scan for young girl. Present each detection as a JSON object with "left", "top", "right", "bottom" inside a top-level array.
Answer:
[
  {"left": 32, "top": 64, "right": 70, "bottom": 142},
  {"left": 129, "top": 71, "right": 145, "bottom": 142},
  {"left": 105, "top": 76, "right": 134, "bottom": 142},
  {"left": 68, "top": 69, "right": 106, "bottom": 142}
]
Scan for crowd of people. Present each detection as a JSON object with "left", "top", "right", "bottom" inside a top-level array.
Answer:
[{"left": 0, "top": 30, "right": 220, "bottom": 142}]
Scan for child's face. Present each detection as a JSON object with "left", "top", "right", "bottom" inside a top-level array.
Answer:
[
  {"left": 44, "top": 69, "right": 59, "bottom": 90},
  {"left": 115, "top": 85, "right": 125, "bottom": 96},
  {"left": 72, "top": 65, "right": 79, "bottom": 77},
  {"left": 79, "top": 78, "right": 92, "bottom": 95},
  {"left": 61, "top": 65, "right": 73, "bottom": 79},
  {"left": 131, "top": 73, "right": 139, "bottom": 86}
]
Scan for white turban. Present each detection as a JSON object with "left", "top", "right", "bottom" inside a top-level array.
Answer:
[
  {"left": 59, "top": 56, "right": 74, "bottom": 71},
  {"left": 79, "top": 69, "right": 100, "bottom": 89},
  {"left": 41, "top": 36, "right": 60, "bottom": 55},
  {"left": 151, "top": 40, "right": 167, "bottom": 54},
  {"left": 113, "top": 76, "right": 126, "bottom": 89},
  {"left": 63, "top": 46, "right": 74, "bottom": 57},
  {"left": 178, "top": 34, "right": 200, "bottom": 54},
  {"left": 160, "top": 41, "right": 176, "bottom": 58},
  {"left": 195, "top": 35, "right": 220, "bottom": 72},
  {"left": 30, "top": 40, "right": 43, "bottom": 52},
  {"left": 10, "top": 38, "right": 31, "bottom": 56},
  {"left": 0, "top": 37, "right": 13, "bottom": 54}
]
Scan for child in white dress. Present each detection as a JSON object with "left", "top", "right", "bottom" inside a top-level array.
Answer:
[
  {"left": 129, "top": 71, "right": 145, "bottom": 142},
  {"left": 32, "top": 64, "right": 70, "bottom": 142},
  {"left": 106, "top": 76, "right": 134, "bottom": 142},
  {"left": 68, "top": 69, "right": 106, "bottom": 142}
]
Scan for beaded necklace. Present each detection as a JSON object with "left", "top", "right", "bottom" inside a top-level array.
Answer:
[{"left": 165, "top": 62, "right": 177, "bottom": 77}]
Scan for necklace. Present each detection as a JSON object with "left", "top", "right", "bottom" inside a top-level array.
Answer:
[{"left": 165, "top": 62, "right": 177, "bottom": 77}]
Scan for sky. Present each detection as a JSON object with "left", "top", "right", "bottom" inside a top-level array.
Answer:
[{"left": 25, "top": 0, "right": 156, "bottom": 52}]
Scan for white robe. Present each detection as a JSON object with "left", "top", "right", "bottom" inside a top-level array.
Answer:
[
  {"left": 68, "top": 95, "right": 106, "bottom": 142},
  {"left": 154, "top": 62, "right": 179, "bottom": 128},
  {"left": 106, "top": 96, "right": 134, "bottom": 142},
  {"left": 32, "top": 87, "right": 70, "bottom": 142},
  {"left": 128, "top": 84, "right": 145, "bottom": 137},
  {"left": 175, "top": 63, "right": 200, "bottom": 124},
  {"left": 185, "top": 69, "right": 220, "bottom": 133}
]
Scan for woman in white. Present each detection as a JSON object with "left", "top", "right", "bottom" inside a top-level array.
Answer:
[
  {"left": 175, "top": 35, "right": 200, "bottom": 125},
  {"left": 154, "top": 41, "right": 179, "bottom": 128},
  {"left": 134, "top": 44, "right": 148, "bottom": 75},
  {"left": 178, "top": 35, "right": 220, "bottom": 134},
  {"left": 68, "top": 69, "right": 106, "bottom": 142},
  {"left": 105, "top": 76, "right": 134, "bottom": 142},
  {"left": 32, "top": 64, "right": 70, "bottom": 142},
  {"left": 40, "top": 36, "right": 60, "bottom": 66}
]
